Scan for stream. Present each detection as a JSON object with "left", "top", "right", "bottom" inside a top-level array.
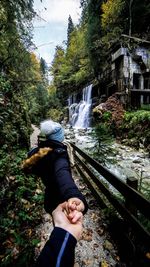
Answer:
[{"left": 64, "top": 125, "right": 150, "bottom": 198}]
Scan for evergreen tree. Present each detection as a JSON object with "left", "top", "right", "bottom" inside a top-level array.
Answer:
[
  {"left": 67, "top": 15, "right": 74, "bottom": 47},
  {"left": 40, "top": 57, "right": 47, "bottom": 76},
  {"left": 86, "top": 0, "right": 103, "bottom": 77},
  {"left": 80, "top": 0, "right": 88, "bottom": 25}
]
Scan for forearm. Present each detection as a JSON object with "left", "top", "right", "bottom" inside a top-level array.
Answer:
[
  {"left": 54, "top": 157, "right": 88, "bottom": 213},
  {"left": 35, "top": 227, "right": 77, "bottom": 267}
]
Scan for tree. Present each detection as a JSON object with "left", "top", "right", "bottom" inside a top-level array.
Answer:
[
  {"left": 86, "top": 0, "right": 103, "bottom": 77},
  {"left": 101, "top": 0, "right": 150, "bottom": 39},
  {"left": 0, "top": 0, "right": 34, "bottom": 73},
  {"left": 80, "top": 0, "right": 88, "bottom": 25},
  {"left": 101, "top": 0, "right": 125, "bottom": 33},
  {"left": 0, "top": 0, "right": 35, "bottom": 149},
  {"left": 125, "top": 0, "right": 150, "bottom": 38},
  {"left": 67, "top": 15, "right": 74, "bottom": 47},
  {"left": 40, "top": 57, "right": 47, "bottom": 76}
]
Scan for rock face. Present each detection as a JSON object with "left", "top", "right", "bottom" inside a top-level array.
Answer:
[{"left": 93, "top": 94, "right": 125, "bottom": 127}]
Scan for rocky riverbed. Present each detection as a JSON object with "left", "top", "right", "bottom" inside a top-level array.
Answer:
[{"left": 64, "top": 126, "right": 150, "bottom": 196}]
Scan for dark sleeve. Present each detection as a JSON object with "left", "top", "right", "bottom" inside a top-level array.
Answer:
[
  {"left": 54, "top": 152, "right": 88, "bottom": 214},
  {"left": 35, "top": 227, "right": 77, "bottom": 267}
]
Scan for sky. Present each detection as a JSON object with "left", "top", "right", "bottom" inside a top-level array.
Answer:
[{"left": 33, "top": 0, "right": 81, "bottom": 65}]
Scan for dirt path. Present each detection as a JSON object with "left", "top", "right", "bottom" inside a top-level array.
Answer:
[
  {"left": 31, "top": 125, "right": 118, "bottom": 267},
  {"left": 30, "top": 124, "right": 40, "bottom": 148}
]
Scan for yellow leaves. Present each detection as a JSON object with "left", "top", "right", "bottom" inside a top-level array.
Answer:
[
  {"left": 100, "top": 260, "right": 109, "bottom": 267},
  {"left": 101, "top": 0, "right": 125, "bottom": 31},
  {"left": 30, "top": 53, "right": 42, "bottom": 81}
]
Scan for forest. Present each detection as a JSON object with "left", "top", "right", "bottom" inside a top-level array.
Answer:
[{"left": 0, "top": 0, "right": 150, "bottom": 266}]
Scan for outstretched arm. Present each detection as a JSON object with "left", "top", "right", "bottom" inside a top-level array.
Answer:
[
  {"left": 35, "top": 203, "right": 83, "bottom": 267},
  {"left": 54, "top": 153, "right": 88, "bottom": 214}
]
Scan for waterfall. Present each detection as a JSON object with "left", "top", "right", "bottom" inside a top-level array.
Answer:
[{"left": 68, "top": 84, "right": 92, "bottom": 128}]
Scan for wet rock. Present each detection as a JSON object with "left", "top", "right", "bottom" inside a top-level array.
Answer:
[{"left": 132, "top": 158, "right": 142, "bottom": 163}]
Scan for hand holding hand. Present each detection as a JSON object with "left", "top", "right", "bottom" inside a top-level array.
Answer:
[
  {"left": 66, "top": 198, "right": 85, "bottom": 223},
  {"left": 67, "top": 197, "right": 85, "bottom": 213},
  {"left": 52, "top": 202, "right": 83, "bottom": 241}
]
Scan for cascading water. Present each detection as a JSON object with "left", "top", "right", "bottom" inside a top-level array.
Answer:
[{"left": 68, "top": 84, "right": 92, "bottom": 128}]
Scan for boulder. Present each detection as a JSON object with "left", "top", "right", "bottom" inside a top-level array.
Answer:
[{"left": 93, "top": 94, "right": 125, "bottom": 127}]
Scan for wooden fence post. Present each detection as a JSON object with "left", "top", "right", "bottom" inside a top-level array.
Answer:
[{"left": 126, "top": 177, "right": 138, "bottom": 216}]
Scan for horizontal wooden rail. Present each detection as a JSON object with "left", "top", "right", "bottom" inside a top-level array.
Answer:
[
  {"left": 75, "top": 153, "right": 150, "bottom": 244},
  {"left": 71, "top": 143, "right": 150, "bottom": 220}
]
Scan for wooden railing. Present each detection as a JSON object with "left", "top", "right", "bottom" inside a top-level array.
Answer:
[{"left": 70, "top": 143, "right": 150, "bottom": 246}]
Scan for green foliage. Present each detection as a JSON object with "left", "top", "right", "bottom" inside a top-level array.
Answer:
[
  {"left": 49, "top": 0, "right": 150, "bottom": 105},
  {"left": 45, "top": 83, "right": 64, "bottom": 122},
  {"left": 86, "top": 0, "right": 103, "bottom": 76},
  {"left": 40, "top": 57, "right": 47, "bottom": 76},
  {"left": 123, "top": 0, "right": 150, "bottom": 37},
  {"left": 101, "top": 111, "right": 112, "bottom": 122},
  {"left": 0, "top": 147, "right": 44, "bottom": 267},
  {"left": 124, "top": 110, "right": 150, "bottom": 125},
  {"left": 0, "top": 3, "right": 49, "bottom": 264},
  {"left": 101, "top": 0, "right": 125, "bottom": 33},
  {"left": 0, "top": 77, "right": 31, "bottom": 149},
  {"left": 51, "top": 26, "right": 93, "bottom": 102},
  {"left": 47, "top": 108, "right": 64, "bottom": 122},
  {"left": 0, "top": 0, "right": 50, "bottom": 148},
  {"left": 67, "top": 15, "right": 74, "bottom": 47},
  {"left": 140, "top": 104, "right": 150, "bottom": 111},
  {"left": 48, "top": 84, "right": 61, "bottom": 107},
  {"left": 120, "top": 110, "right": 150, "bottom": 150},
  {"left": 88, "top": 124, "right": 115, "bottom": 164},
  {"left": 93, "top": 123, "right": 114, "bottom": 146},
  {"left": 35, "top": 84, "right": 49, "bottom": 121}
]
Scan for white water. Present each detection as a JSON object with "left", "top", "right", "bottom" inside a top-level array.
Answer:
[
  {"left": 64, "top": 126, "right": 150, "bottom": 194},
  {"left": 68, "top": 84, "right": 92, "bottom": 128}
]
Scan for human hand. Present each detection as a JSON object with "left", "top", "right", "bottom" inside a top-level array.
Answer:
[
  {"left": 65, "top": 198, "right": 85, "bottom": 224},
  {"left": 67, "top": 197, "right": 85, "bottom": 213},
  {"left": 52, "top": 202, "right": 83, "bottom": 241}
]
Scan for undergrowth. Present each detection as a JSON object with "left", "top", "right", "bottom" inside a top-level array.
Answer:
[
  {"left": 0, "top": 147, "right": 44, "bottom": 267},
  {"left": 88, "top": 123, "right": 116, "bottom": 164},
  {"left": 120, "top": 110, "right": 150, "bottom": 150}
]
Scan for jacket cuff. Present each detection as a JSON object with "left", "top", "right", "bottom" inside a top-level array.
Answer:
[{"left": 52, "top": 227, "right": 77, "bottom": 245}]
